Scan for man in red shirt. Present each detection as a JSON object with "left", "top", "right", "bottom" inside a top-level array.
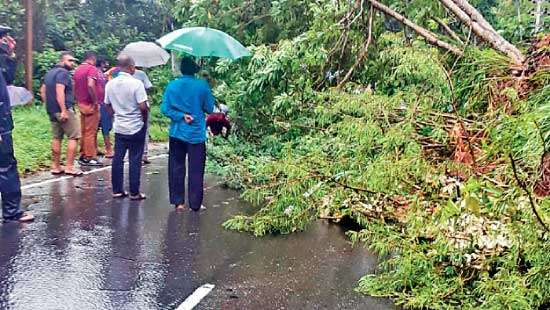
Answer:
[{"left": 73, "top": 51, "right": 103, "bottom": 166}]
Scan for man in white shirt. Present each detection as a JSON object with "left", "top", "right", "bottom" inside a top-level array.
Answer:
[{"left": 105, "top": 55, "right": 148, "bottom": 200}]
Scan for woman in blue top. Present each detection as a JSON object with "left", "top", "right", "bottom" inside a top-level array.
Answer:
[{"left": 161, "top": 58, "right": 215, "bottom": 211}]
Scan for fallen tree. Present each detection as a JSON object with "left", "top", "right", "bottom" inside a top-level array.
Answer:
[{"left": 364, "top": 0, "right": 525, "bottom": 66}]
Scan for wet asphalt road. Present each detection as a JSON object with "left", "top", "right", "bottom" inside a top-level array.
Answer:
[{"left": 0, "top": 156, "right": 395, "bottom": 310}]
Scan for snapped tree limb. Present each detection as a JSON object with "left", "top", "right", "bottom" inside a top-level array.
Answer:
[
  {"left": 338, "top": 4, "right": 375, "bottom": 88},
  {"left": 433, "top": 16, "right": 465, "bottom": 45},
  {"left": 366, "top": 0, "right": 464, "bottom": 56},
  {"left": 439, "top": 0, "right": 525, "bottom": 66}
]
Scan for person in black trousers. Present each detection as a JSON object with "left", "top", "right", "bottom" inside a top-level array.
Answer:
[
  {"left": 104, "top": 55, "right": 149, "bottom": 200},
  {"left": 0, "top": 26, "right": 33, "bottom": 223},
  {"left": 161, "top": 58, "right": 215, "bottom": 211}
]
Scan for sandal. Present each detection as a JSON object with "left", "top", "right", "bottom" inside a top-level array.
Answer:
[
  {"left": 51, "top": 170, "right": 65, "bottom": 175},
  {"left": 18, "top": 212, "right": 35, "bottom": 223},
  {"left": 130, "top": 193, "right": 147, "bottom": 201},
  {"left": 175, "top": 204, "right": 186, "bottom": 211},
  {"left": 112, "top": 192, "right": 128, "bottom": 199},
  {"left": 65, "top": 170, "right": 84, "bottom": 177}
]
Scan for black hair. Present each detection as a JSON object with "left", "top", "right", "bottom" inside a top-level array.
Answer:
[
  {"left": 180, "top": 57, "right": 200, "bottom": 75},
  {"left": 96, "top": 56, "right": 109, "bottom": 67},
  {"left": 60, "top": 51, "right": 74, "bottom": 60},
  {"left": 82, "top": 51, "right": 97, "bottom": 61}
]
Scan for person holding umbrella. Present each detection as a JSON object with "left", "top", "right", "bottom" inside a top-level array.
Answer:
[
  {"left": 161, "top": 58, "right": 215, "bottom": 211},
  {"left": 119, "top": 42, "right": 169, "bottom": 164}
]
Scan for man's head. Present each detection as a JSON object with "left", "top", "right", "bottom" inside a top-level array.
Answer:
[
  {"left": 96, "top": 56, "right": 109, "bottom": 72},
  {"left": 180, "top": 57, "right": 200, "bottom": 75},
  {"left": 59, "top": 51, "right": 77, "bottom": 71},
  {"left": 82, "top": 51, "right": 97, "bottom": 65},
  {"left": 117, "top": 54, "right": 136, "bottom": 75},
  {"left": 0, "top": 25, "right": 15, "bottom": 56}
]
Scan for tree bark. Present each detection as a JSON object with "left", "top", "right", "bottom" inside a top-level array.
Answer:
[
  {"left": 433, "top": 17, "right": 464, "bottom": 44},
  {"left": 534, "top": 0, "right": 543, "bottom": 33},
  {"left": 440, "top": 0, "right": 525, "bottom": 66},
  {"left": 366, "top": 0, "right": 463, "bottom": 56}
]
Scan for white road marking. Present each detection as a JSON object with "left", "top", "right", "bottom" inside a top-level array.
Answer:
[
  {"left": 21, "top": 154, "right": 168, "bottom": 191},
  {"left": 176, "top": 284, "right": 215, "bottom": 310}
]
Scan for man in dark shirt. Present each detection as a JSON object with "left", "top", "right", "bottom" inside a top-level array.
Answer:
[
  {"left": 40, "top": 51, "right": 82, "bottom": 176},
  {"left": 0, "top": 26, "right": 34, "bottom": 223}
]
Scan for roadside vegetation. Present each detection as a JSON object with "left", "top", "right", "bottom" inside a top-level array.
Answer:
[{"left": 2, "top": 0, "right": 549, "bottom": 308}]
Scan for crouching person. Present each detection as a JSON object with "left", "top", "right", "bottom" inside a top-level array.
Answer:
[{"left": 105, "top": 55, "right": 148, "bottom": 200}]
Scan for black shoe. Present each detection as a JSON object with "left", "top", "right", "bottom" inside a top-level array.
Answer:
[{"left": 79, "top": 158, "right": 104, "bottom": 167}]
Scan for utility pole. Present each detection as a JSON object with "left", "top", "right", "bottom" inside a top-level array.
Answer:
[{"left": 24, "top": 0, "right": 33, "bottom": 91}]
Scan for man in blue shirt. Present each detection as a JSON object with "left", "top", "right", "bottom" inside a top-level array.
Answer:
[
  {"left": 0, "top": 27, "right": 33, "bottom": 223},
  {"left": 161, "top": 58, "right": 215, "bottom": 211}
]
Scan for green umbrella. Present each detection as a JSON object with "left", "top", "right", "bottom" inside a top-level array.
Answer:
[{"left": 157, "top": 27, "right": 251, "bottom": 60}]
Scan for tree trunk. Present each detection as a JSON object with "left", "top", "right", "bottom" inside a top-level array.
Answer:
[
  {"left": 534, "top": 0, "right": 543, "bottom": 34},
  {"left": 440, "top": 0, "right": 525, "bottom": 66},
  {"left": 366, "top": 0, "right": 463, "bottom": 56}
]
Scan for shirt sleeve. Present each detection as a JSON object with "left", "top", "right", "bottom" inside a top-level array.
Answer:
[
  {"left": 142, "top": 73, "right": 153, "bottom": 90},
  {"left": 161, "top": 84, "right": 185, "bottom": 122},
  {"left": 3, "top": 57, "right": 16, "bottom": 85},
  {"left": 87, "top": 66, "right": 99, "bottom": 80},
  {"left": 134, "top": 82, "right": 148, "bottom": 104},
  {"left": 56, "top": 70, "right": 72, "bottom": 87}
]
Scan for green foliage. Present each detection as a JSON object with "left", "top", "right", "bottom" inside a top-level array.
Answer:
[
  {"left": 3, "top": 0, "right": 550, "bottom": 308},
  {"left": 11, "top": 105, "right": 53, "bottom": 173},
  {"left": 203, "top": 10, "right": 550, "bottom": 307}
]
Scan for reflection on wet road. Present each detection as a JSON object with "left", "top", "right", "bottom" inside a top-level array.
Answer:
[{"left": 0, "top": 157, "right": 394, "bottom": 310}]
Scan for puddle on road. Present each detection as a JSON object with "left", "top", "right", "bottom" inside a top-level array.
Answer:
[{"left": 0, "top": 160, "right": 394, "bottom": 310}]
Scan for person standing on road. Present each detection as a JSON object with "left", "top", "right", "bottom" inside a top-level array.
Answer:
[
  {"left": 132, "top": 68, "right": 153, "bottom": 164},
  {"left": 161, "top": 58, "right": 215, "bottom": 212},
  {"left": 105, "top": 55, "right": 149, "bottom": 200},
  {"left": 40, "top": 52, "right": 83, "bottom": 177},
  {"left": 0, "top": 26, "right": 33, "bottom": 223},
  {"left": 96, "top": 56, "right": 113, "bottom": 158},
  {"left": 74, "top": 51, "right": 103, "bottom": 167}
]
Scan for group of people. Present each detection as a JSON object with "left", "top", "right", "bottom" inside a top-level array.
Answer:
[
  {"left": 40, "top": 51, "right": 155, "bottom": 176},
  {"left": 0, "top": 25, "right": 232, "bottom": 224}
]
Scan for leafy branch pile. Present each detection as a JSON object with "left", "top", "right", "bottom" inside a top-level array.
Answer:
[
  {"left": 186, "top": 0, "right": 550, "bottom": 307},
  {"left": 210, "top": 38, "right": 549, "bottom": 308}
]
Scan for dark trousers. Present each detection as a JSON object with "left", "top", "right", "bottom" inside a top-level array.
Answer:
[
  {"left": 0, "top": 133, "right": 23, "bottom": 221},
  {"left": 112, "top": 126, "right": 146, "bottom": 196},
  {"left": 168, "top": 137, "right": 206, "bottom": 211}
]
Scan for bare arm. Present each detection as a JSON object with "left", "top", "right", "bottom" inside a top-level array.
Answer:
[
  {"left": 139, "top": 101, "right": 149, "bottom": 123},
  {"left": 105, "top": 104, "right": 114, "bottom": 116},
  {"left": 40, "top": 84, "right": 46, "bottom": 104},
  {"left": 56, "top": 84, "right": 69, "bottom": 122}
]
